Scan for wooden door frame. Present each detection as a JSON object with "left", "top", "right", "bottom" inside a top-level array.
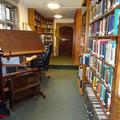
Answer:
[{"left": 55, "top": 23, "right": 74, "bottom": 56}]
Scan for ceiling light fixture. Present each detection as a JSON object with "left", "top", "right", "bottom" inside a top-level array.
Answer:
[
  {"left": 47, "top": 2, "right": 60, "bottom": 9},
  {"left": 54, "top": 14, "right": 63, "bottom": 19}
]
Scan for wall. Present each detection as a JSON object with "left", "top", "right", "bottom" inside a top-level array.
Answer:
[
  {"left": 18, "top": 2, "right": 30, "bottom": 30},
  {"left": 54, "top": 18, "right": 74, "bottom": 56},
  {"left": 55, "top": 18, "right": 74, "bottom": 24},
  {"left": 5, "top": 0, "right": 18, "bottom": 7}
]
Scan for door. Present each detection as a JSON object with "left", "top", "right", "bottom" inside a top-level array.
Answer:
[{"left": 59, "top": 26, "right": 73, "bottom": 56}]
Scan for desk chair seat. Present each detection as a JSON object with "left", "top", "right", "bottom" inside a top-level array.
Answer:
[{"left": 30, "top": 44, "right": 52, "bottom": 79}]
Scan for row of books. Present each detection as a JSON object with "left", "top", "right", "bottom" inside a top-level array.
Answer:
[
  {"left": 89, "top": 56, "right": 114, "bottom": 91},
  {"left": 35, "top": 14, "right": 42, "bottom": 22},
  {"left": 89, "top": 9, "right": 120, "bottom": 36},
  {"left": 88, "top": 39, "right": 117, "bottom": 66},
  {"left": 35, "top": 21, "right": 42, "bottom": 28},
  {"left": 45, "top": 37, "right": 53, "bottom": 41},
  {"left": 45, "top": 20, "right": 53, "bottom": 24},
  {"left": 90, "top": 0, "right": 120, "bottom": 21},
  {"left": 45, "top": 29, "right": 53, "bottom": 33},
  {"left": 87, "top": 69, "right": 111, "bottom": 113},
  {"left": 45, "top": 24, "right": 53, "bottom": 28},
  {"left": 84, "top": 85, "right": 107, "bottom": 119},
  {"left": 79, "top": 54, "right": 90, "bottom": 65}
]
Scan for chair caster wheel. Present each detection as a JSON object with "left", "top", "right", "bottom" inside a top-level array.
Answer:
[
  {"left": 48, "top": 76, "right": 50, "bottom": 78},
  {"left": 39, "top": 91, "right": 46, "bottom": 98}
]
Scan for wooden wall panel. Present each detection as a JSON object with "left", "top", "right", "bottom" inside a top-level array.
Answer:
[{"left": 73, "top": 9, "right": 82, "bottom": 65}]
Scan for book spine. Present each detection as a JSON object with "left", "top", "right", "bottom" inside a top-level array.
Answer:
[{"left": 114, "top": 9, "right": 120, "bottom": 35}]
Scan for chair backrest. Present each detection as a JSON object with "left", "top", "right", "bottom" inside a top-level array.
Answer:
[
  {"left": 43, "top": 44, "right": 52, "bottom": 65},
  {"left": 29, "top": 44, "right": 52, "bottom": 69}
]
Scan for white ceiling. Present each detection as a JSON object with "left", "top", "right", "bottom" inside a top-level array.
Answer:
[{"left": 19, "top": 0, "right": 82, "bottom": 18}]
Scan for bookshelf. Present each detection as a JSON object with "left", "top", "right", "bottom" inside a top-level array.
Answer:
[
  {"left": 76, "top": 0, "right": 91, "bottom": 95},
  {"left": 28, "top": 8, "right": 54, "bottom": 47},
  {"left": 82, "top": 0, "right": 120, "bottom": 120}
]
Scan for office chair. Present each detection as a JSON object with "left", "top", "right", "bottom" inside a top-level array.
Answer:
[{"left": 30, "top": 44, "right": 53, "bottom": 78}]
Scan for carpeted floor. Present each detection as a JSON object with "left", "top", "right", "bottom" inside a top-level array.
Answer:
[
  {"left": 50, "top": 56, "right": 73, "bottom": 65},
  {"left": 4, "top": 69, "right": 87, "bottom": 120}
]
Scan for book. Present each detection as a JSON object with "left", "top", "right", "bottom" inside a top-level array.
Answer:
[
  {"left": 90, "top": 0, "right": 120, "bottom": 22},
  {"left": 89, "top": 9, "right": 120, "bottom": 36},
  {"left": 113, "top": 9, "right": 120, "bottom": 35},
  {"left": 79, "top": 54, "right": 90, "bottom": 65},
  {"left": 88, "top": 39, "right": 116, "bottom": 66},
  {"left": 88, "top": 69, "right": 112, "bottom": 111}
]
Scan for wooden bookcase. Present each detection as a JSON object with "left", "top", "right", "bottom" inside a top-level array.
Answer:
[
  {"left": 28, "top": 8, "right": 54, "bottom": 47},
  {"left": 79, "top": 0, "right": 120, "bottom": 120},
  {"left": 73, "top": 9, "right": 82, "bottom": 65},
  {"left": 75, "top": 0, "right": 90, "bottom": 95}
]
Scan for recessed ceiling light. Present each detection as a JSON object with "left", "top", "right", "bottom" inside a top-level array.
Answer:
[
  {"left": 54, "top": 14, "right": 63, "bottom": 19},
  {"left": 47, "top": 2, "right": 60, "bottom": 9}
]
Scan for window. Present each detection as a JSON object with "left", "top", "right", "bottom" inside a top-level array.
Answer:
[
  {"left": 0, "top": 24, "right": 3, "bottom": 29},
  {"left": 0, "top": 3, "right": 2, "bottom": 19},
  {"left": 0, "top": 1, "right": 18, "bottom": 30},
  {"left": 7, "top": 25, "right": 12, "bottom": 30},
  {"left": 6, "top": 7, "right": 11, "bottom": 21}
]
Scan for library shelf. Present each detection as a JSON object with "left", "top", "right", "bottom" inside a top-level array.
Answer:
[
  {"left": 44, "top": 27, "right": 53, "bottom": 29},
  {"left": 90, "top": 4, "right": 120, "bottom": 25},
  {"left": 90, "top": 67, "right": 112, "bottom": 94},
  {"left": 77, "top": 0, "right": 120, "bottom": 119},
  {"left": 35, "top": 19, "right": 42, "bottom": 23},
  {"left": 88, "top": 79, "right": 110, "bottom": 119},
  {"left": 45, "top": 32, "right": 53, "bottom": 34},
  {"left": 35, "top": 26, "right": 42, "bottom": 29},
  {"left": 88, "top": 50, "right": 115, "bottom": 69},
  {"left": 89, "top": 35, "right": 118, "bottom": 40}
]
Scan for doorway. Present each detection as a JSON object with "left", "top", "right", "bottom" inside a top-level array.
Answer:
[{"left": 59, "top": 26, "right": 73, "bottom": 56}]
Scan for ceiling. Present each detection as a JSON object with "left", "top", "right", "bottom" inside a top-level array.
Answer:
[{"left": 19, "top": 0, "right": 82, "bottom": 18}]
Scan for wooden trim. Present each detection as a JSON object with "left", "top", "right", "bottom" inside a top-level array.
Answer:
[
  {"left": 73, "top": 9, "right": 82, "bottom": 65},
  {"left": 3, "top": 68, "right": 38, "bottom": 79},
  {"left": 14, "top": 83, "right": 40, "bottom": 93},
  {"left": 3, "top": 64, "right": 20, "bottom": 67},
  {"left": 85, "top": 0, "right": 90, "bottom": 52},
  {"left": 89, "top": 35, "right": 118, "bottom": 40},
  {"left": 110, "top": 23, "right": 120, "bottom": 120},
  {"left": 3, "top": 50, "right": 45, "bottom": 57}
]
